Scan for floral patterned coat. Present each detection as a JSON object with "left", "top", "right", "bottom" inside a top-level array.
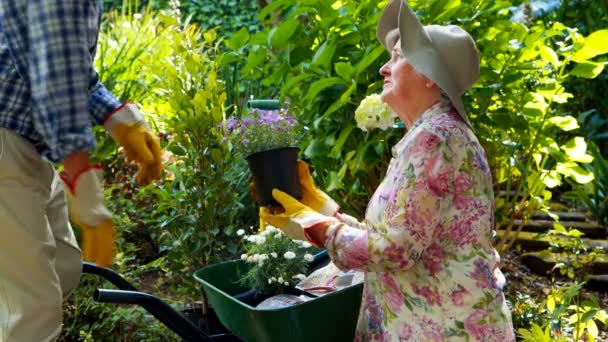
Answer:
[{"left": 323, "top": 102, "right": 515, "bottom": 341}]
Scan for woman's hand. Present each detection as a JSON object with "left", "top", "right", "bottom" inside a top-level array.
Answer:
[{"left": 260, "top": 189, "right": 337, "bottom": 245}]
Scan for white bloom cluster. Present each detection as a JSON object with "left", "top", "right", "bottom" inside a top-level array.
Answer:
[
  {"left": 283, "top": 251, "right": 296, "bottom": 260},
  {"left": 304, "top": 253, "right": 314, "bottom": 262},
  {"left": 268, "top": 276, "right": 290, "bottom": 286},
  {"left": 354, "top": 94, "right": 397, "bottom": 131}
]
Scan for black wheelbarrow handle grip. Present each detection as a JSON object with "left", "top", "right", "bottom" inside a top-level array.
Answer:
[
  {"left": 95, "top": 289, "right": 207, "bottom": 341},
  {"left": 81, "top": 261, "right": 138, "bottom": 291}
]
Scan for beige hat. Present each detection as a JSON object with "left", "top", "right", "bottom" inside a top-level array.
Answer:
[{"left": 377, "top": 0, "right": 480, "bottom": 127}]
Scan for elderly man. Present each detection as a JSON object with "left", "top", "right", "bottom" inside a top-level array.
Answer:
[{"left": 0, "top": 1, "right": 162, "bottom": 340}]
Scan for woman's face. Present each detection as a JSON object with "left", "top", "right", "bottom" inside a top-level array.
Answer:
[{"left": 379, "top": 39, "right": 431, "bottom": 118}]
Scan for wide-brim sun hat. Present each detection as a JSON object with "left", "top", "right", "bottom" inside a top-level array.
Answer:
[{"left": 377, "top": 0, "right": 480, "bottom": 128}]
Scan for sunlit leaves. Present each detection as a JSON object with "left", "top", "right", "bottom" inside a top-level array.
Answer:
[{"left": 572, "top": 29, "right": 608, "bottom": 62}]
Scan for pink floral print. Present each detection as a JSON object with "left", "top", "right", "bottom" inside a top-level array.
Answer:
[{"left": 324, "top": 102, "right": 515, "bottom": 341}]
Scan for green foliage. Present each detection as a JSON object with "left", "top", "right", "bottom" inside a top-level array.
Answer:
[
  {"left": 544, "top": 223, "right": 605, "bottom": 280},
  {"left": 565, "top": 143, "right": 608, "bottom": 225},
  {"left": 516, "top": 223, "right": 607, "bottom": 341},
  {"left": 181, "top": 0, "right": 262, "bottom": 37}
]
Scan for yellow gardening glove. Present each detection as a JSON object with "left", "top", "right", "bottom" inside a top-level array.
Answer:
[
  {"left": 254, "top": 162, "right": 338, "bottom": 232},
  {"left": 259, "top": 189, "right": 337, "bottom": 241},
  {"left": 104, "top": 103, "right": 163, "bottom": 186},
  {"left": 61, "top": 167, "right": 115, "bottom": 267},
  {"left": 297, "top": 161, "right": 340, "bottom": 216}
]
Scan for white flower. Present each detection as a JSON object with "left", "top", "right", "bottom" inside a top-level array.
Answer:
[
  {"left": 265, "top": 226, "right": 278, "bottom": 234},
  {"left": 284, "top": 282, "right": 289, "bottom": 286},
  {"left": 256, "top": 236, "right": 266, "bottom": 245},
  {"left": 268, "top": 279, "right": 273, "bottom": 284},
  {"left": 300, "top": 241, "right": 312, "bottom": 248},
  {"left": 274, "top": 233, "right": 283, "bottom": 239},
  {"left": 252, "top": 254, "right": 259, "bottom": 262},
  {"left": 304, "top": 253, "right": 314, "bottom": 262},
  {"left": 240, "top": 254, "right": 248, "bottom": 260},
  {"left": 292, "top": 274, "right": 306, "bottom": 280},
  {"left": 246, "top": 256, "right": 253, "bottom": 263},
  {"left": 270, "top": 252, "right": 278, "bottom": 258},
  {"left": 354, "top": 94, "right": 397, "bottom": 131},
  {"left": 237, "top": 229, "right": 245, "bottom": 236},
  {"left": 258, "top": 260, "right": 264, "bottom": 266},
  {"left": 283, "top": 251, "right": 296, "bottom": 260}
]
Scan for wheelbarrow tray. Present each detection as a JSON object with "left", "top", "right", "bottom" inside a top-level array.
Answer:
[{"left": 194, "top": 260, "right": 363, "bottom": 342}]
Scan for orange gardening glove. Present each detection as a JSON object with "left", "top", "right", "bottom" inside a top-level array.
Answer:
[
  {"left": 61, "top": 167, "right": 115, "bottom": 267},
  {"left": 259, "top": 189, "right": 337, "bottom": 241},
  {"left": 104, "top": 102, "right": 163, "bottom": 186}
]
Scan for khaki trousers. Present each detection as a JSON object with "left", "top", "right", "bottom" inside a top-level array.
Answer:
[{"left": 0, "top": 128, "right": 82, "bottom": 342}]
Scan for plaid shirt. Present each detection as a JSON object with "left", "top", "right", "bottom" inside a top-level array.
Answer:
[{"left": 0, "top": 0, "right": 121, "bottom": 163}]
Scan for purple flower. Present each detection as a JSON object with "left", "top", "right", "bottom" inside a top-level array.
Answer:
[{"left": 225, "top": 117, "right": 238, "bottom": 131}]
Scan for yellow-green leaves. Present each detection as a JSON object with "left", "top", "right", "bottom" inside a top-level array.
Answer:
[
  {"left": 540, "top": 45, "right": 560, "bottom": 69},
  {"left": 561, "top": 137, "right": 593, "bottom": 163},
  {"left": 548, "top": 115, "right": 579, "bottom": 131},
  {"left": 572, "top": 29, "right": 608, "bottom": 62},
  {"left": 570, "top": 61, "right": 606, "bottom": 79}
]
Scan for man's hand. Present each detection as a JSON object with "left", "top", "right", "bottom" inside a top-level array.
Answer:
[
  {"left": 61, "top": 165, "right": 114, "bottom": 267},
  {"left": 104, "top": 103, "right": 162, "bottom": 186}
]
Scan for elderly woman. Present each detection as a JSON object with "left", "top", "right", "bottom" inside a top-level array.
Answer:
[{"left": 261, "top": 0, "right": 515, "bottom": 340}]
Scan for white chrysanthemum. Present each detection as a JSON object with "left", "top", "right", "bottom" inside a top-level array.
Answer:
[
  {"left": 354, "top": 94, "right": 397, "bottom": 131},
  {"left": 292, "top": 274, "right": 306, "bottom": 280},
  {"left": 283, "top": 251, "right": 296, "bottom": 259},
  {"left": 246, "top": 256, "right": 253, "bottom": 263},
  {"left": 271, "top": 252, "right": 278, "bottom": 258},
  {"left": 268, "top": 279, "right": 273, "bottom": 284},
  {"left": 265, "top": 226, "right": 278, "bottom": 233},
  {"left": 300, "top": 241, "right": 312, "bottom": 248},
  {"left": 237, "top": 229, "right": 245, "bottom": 236},
  {"left": 240, "top": 254, "right": 248, "bottom": 260},
  {"left": 304, "top": 253, "right": 314, "bottom": 262},
  {"left": 274, "top": 233, "right": 283, "bottom": 239},
  {"left": 284, "top": 282, "right": 289, "bottom": 286},
  {"left": 256, "top": 236, "right": 266, "bottom": 245},
  {"left": 252, "top": 254, "right": 259, "bottom": 262},
  {"left": 278, "top": 277, "right": 284, "bottom": 283}
]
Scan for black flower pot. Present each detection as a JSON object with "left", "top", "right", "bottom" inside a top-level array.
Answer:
[{"left": 246, "top": 147, "right": 302, "bottom": 207}]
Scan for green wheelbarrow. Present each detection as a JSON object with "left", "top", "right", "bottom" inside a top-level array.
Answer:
[{"left": 194, "top": 251, "right": 364, "bottom": 342}]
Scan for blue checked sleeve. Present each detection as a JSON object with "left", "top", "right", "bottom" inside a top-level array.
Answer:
[
  {"left": 89, "top": 79, "right": 122, "bottom": 125},
  {"left": 0, "top": 1, "right": 102, "bottom": 163}
]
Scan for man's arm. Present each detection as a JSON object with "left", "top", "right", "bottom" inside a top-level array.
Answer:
[{"left": 0, "top": 1, "right": 99, "bottom": 163}]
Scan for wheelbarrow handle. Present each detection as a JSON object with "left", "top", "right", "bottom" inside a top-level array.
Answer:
[
  {"left": 95, "top": 289, "right": 207, "bottom": 341},
  {"left": 81, "top": 262, "right": 138, "bottom": 291}
]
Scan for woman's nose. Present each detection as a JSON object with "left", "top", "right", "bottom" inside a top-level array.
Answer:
[{"left": 379, "top": 62, "right": 390, "bottom": 77}]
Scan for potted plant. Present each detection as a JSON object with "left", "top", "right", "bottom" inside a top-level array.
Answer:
[{"left": 223, "top": 107, "right": 302, "bottom": 206}]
